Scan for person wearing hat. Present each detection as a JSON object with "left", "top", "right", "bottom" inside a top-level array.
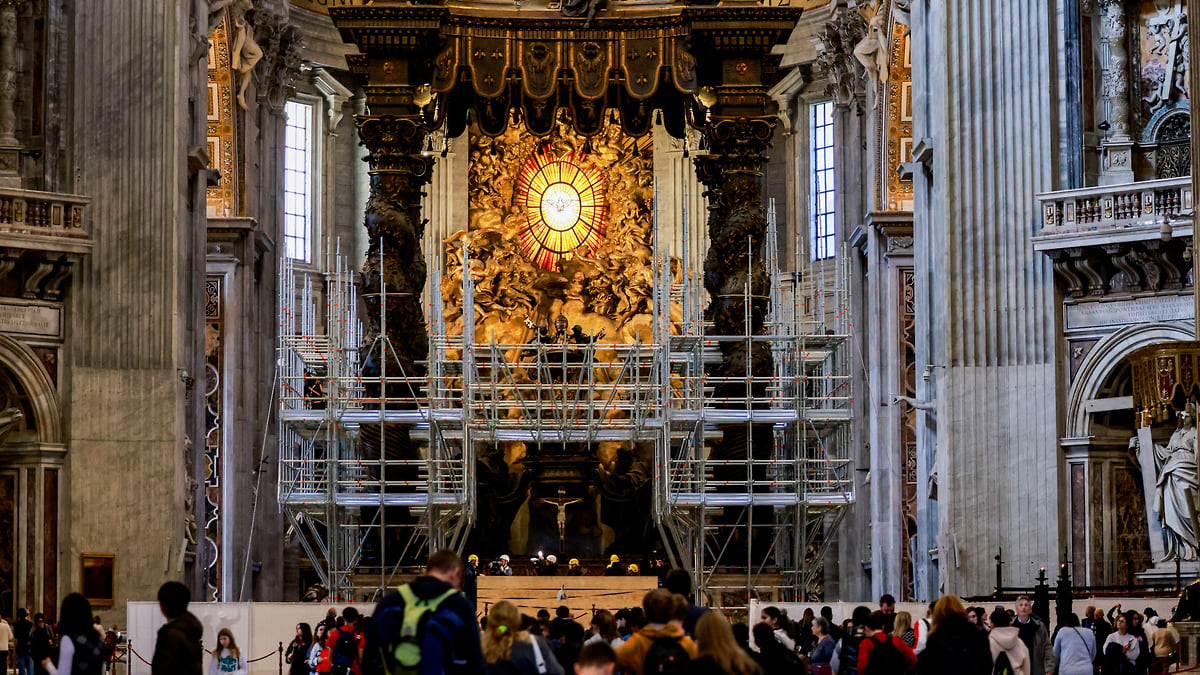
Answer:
[
  {"left": 464, "top": 554, "right": 480, "bottom": 604},
  {"left": 567, "top": 558, "right": 583, "bottom": 576},
  {"left": 605, "top": 555, "right": 626, "bottom": 577},
  {"left": 496, "top": 554, "right": 513, "bottom": 576},
  {"left": 537, "top": 554, "right": 560, "bottom": 576},
  {"left": 627, "top": 563, "right": 640, "bottom": 576}
]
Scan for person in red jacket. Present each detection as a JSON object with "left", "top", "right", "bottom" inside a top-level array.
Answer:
[{"left": 857, "top": 611, "right": 918, "bottom": 675}]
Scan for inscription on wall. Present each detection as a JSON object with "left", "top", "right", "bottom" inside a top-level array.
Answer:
[
  {"left": 1065, "top": 294, "right": 1193, "bottom": 331},
  {"left": 0, "top": 301, "right": 61, "bottom": 338}
]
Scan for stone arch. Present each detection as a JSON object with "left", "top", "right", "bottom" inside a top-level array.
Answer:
[
  {"left": 0, "top": 334, "right": 62, "bottom": 446},
  {"left": 1066, "top": 322, "right": 1194, "bottom": 439}
]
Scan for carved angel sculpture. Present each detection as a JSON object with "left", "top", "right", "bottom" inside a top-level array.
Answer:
[{"left": 854, "top": 2, "right": 890, "bottom": 87}]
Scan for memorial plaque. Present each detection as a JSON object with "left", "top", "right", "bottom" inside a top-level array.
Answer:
[
  {"left": 1065, "top": 294, "right": 1192, "bottom": 332},
  {"left": 0, "top": 300, "right": 61, "bottom": 338}
]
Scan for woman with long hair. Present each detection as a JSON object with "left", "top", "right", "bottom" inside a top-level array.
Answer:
[
  {"left": 41, "top": 593, "right": 105, "bottom": 675},
  {"left": 758, "top": 607, "right": 796, "bottom": 652},
  {"left": 682, "top": 612, "right": 760, "bottom": 675},
  {"left": 286, "top": 623, "right": 313, "bottom": 675},
  {"left": 209, "top": 628, "right": 247, "bottom": 675},
  {"left": 484, "top": 601, "right": 564, "bottom": 675},
  {"left": 1102, "top": 614, "right": 1139, "bottom": 675},
  {"left": 893, "top": 611, "right": 916, "bottom": 648},
  {"left": 916, "top": 596, "right": 992, "bottom": 675},
  {"left": 585, "top": 610, "right": 623, "bottom": 648},
  {"left": 1053, "top": 612, "right": 1098, "bottom": 675},
  {"left": 309, "top": 623, "right": 330, "bottom": 674}
]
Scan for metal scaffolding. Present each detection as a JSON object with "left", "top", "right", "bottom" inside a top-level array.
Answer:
[{"left": 277, "top": 201, "right": 854, "bottom": 604}]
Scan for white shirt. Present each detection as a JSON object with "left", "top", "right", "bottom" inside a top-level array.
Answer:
[
  {"left": 0, "top": 618, "right": 12, "bottom": 651},
  {"left": 1104, "top": 632, "right": 1139, "bottom": 664},
  {"left": 914, "top": 617, "right": 931, "bottom": 654},
  {"left": 42, "top": 635, "right": 74, "bottom": 675}
]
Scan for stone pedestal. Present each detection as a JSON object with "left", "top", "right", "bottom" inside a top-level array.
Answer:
[
  {"left": 1136, "top": 561, "right": 1198, "bottom": 587},
  {"left": 1172, "top": 622, "right": 1200, "bottom": 667}
]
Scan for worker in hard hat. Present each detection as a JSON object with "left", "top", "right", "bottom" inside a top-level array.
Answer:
[
  {"left": 567, "top": 558, "right": 583, "bottom": 576},
  {"left": 464, "top": 553, "right": 480, "bottom": 604},
  {"left": 605, "top": 554, "right": 626, "bottom": 576},
  {"left": 627, "top": 563, "right": 640, "bottom": 576}
]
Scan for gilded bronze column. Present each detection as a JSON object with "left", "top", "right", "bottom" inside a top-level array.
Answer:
[
  {"left": 694, "top": 112, "right": 778, "bottom": 402},
  {"left": 357, "top": 113, "right": 434, "bottom": 385}
]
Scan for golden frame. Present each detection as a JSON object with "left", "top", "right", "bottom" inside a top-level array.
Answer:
[{"left": 81, "top": 553, "right": 115, "bottom": 607}]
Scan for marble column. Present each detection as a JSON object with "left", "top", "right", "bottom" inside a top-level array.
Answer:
[
  {"left": 1099, "top": 0, "right": 1135, "bottom": 184},
  {"left": 0, "top": 0, "right": 18, "bottom": 147}
]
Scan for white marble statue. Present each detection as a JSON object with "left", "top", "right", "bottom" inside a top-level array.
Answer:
[
  {"left": 1154, "top": 405, "right": 1200, "bottom": 561},
  {"left": 211, "top": 0, "right": 263, "bottom": 109},
  {"left": 854, "top": 2, "right": 890, "bottom": 86}
]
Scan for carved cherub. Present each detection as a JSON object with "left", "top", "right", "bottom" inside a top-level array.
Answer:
[{"left": 854, "top": 1, "right": 890, "bottom": 88}]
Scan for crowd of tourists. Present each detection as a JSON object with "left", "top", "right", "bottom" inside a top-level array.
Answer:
[{"left": 2, "top": 549, "right": 1186, "bottom": 675}]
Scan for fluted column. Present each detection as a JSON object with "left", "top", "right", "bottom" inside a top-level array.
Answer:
[
  {"left": 1099, "top": 0, "right": 1135, "bottom": 184},
  {"left": 0, "top": 0, "right": 20, "bottom": 147}
]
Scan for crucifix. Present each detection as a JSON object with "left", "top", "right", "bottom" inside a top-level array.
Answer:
[{"left": 538, "top": 487, "right": 583, "bottom": 553}]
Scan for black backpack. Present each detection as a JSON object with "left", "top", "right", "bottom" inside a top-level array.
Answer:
[
  {"left": 992, "top": 651, "right": 1013, "bottom": 675},
  {"left": 643, "top": 636, "right": 691, "bottom": 675},
  {"left": 863, "top": 636, "right": 906, "bottom": 675},
  {"left": 332, "top": 627, "right": 361, "bottom": 667},
  {"left": 838, "top": 632, "right": 865, "bottom": 675}
]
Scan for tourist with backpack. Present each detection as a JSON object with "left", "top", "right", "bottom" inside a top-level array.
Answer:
[
  {"left": 614, "top": 589, "right": 697, "bottom": 675},
  {"left": 40, "top": 594, "right": 106, "bottom": 675},
  {"left": 831, "top": 606, "right": 870, "bottom": 675},
  {"left": 325, "top": 609, "right": 364, "bottom": 675},
  {"left": 988, "top": 609, "right": 1031, "bottom": 675},
  {"left": 483, "top": 601, "right": 564, "bottom": 675},
  {"left": 374, "top": 549, "right": 484, "bottom": 675},
  {"left": 855, "top": 611, "right": 917, "bottom": 675}
]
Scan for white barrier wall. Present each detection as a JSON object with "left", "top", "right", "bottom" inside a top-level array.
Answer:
[{"left": 126, "top": 602, "right": 375, "bottom": 675}]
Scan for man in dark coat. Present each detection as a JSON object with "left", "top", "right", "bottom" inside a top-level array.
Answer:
[{"left": 151, "top": 582, "right": 203, "bottom": 675}]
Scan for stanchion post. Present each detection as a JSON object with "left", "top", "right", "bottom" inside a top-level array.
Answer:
[{"left": 278, "top": 641, "right": 284, "bottom": 675}]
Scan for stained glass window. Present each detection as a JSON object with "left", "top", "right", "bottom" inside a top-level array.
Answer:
[{"left": 516, "top": 149, "right": 607, "bottom": 271}]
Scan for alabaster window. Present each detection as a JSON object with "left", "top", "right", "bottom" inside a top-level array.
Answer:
[
  {"left": 284, "top": 100, "right": 315, "bottom": 262},
  {"left": 810, "top": 100, "right": 836, "bottom": 261}
]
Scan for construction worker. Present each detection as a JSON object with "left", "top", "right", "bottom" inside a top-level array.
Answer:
[
  {"left": 568, "top": 558, "right": 583, "bottom": 576},
  {"left": 605, "top": 555, "right": 625, "bottom": 577}
]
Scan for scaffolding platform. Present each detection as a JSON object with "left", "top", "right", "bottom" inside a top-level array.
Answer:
[{"left": 277, "top": 200, "right": 856, "bottom": 605}]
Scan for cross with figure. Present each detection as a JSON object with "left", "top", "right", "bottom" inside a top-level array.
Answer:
[{"left": 539, "top": 487, "right": 584, "bottom": 553}]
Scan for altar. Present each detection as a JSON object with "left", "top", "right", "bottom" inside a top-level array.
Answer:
[{"left": 475, "top": 575, "right": 658, "bottom": 617}]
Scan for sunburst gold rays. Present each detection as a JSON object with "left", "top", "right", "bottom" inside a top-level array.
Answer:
[{"left": 516, "top": 148, "right": 607, "bottom": 271}]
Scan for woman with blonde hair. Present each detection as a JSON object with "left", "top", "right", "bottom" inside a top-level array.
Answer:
[
  {"left": 893, "top": 611, "right": 916, "bottom": 648},
  {"left": 683, "top": 612, "right": 760, "bottom": 675},
  {"left": 916, "top": 596, "right": 992, "bottom": 675},
  {"left": 484, "top": 601, "right": 564, "bottom": 675},
  {"left": 208, "top": 628, "right": 247, "bottom": 675}
]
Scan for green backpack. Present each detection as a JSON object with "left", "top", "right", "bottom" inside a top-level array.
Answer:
[{"left": 382, "top": 584, "right": 459, "bottom": 675}]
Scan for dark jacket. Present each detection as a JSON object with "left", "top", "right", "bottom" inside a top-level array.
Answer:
[
  {"left": 1015, "top": 615, "right": 1055, "bottom": 675},
  {"left": 14, "top": 618, "right": 32, "bottom": 655},
  {"left": 374, "top": 574, "right": 484, "bottom": 675},
  {"left": 151, "top": 612, "right": 204, "bottom": 675},
  {"left": 30, "top": 627, "right": 53, "bottom": 663},
  {"left": 490, "top": 636, "right": 565, "bottom": 675},
  {"left": 915, "top": 617, "right": 992, "bottom": 675}
]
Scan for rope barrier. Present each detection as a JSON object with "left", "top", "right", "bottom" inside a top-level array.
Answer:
[{"left": 128, "top": 645, "right": 153, "bottom": 666}]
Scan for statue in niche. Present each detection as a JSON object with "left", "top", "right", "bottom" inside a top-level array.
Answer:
[
  {"left": 1152, "top": 404, "right": 1200, "bottom": 561},
  {"left": 853, "top": 1, "right": 890, "bottom": 87},
  {"left": 210, "top": 0, "right": 263, "bottom": 109}
]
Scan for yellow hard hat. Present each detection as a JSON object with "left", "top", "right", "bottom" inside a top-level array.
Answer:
[
  {"left": 628, "top": 564, "right": 639, "bottom": 574},
  {"left": 468, "top": 554, "right": 479, "bottom": 563},
  {"left": 610, "top": 554, "right": 620, "bottom": 563},
  {"left": 569, "top": 558, "right": 580, "bottom": 566}
]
